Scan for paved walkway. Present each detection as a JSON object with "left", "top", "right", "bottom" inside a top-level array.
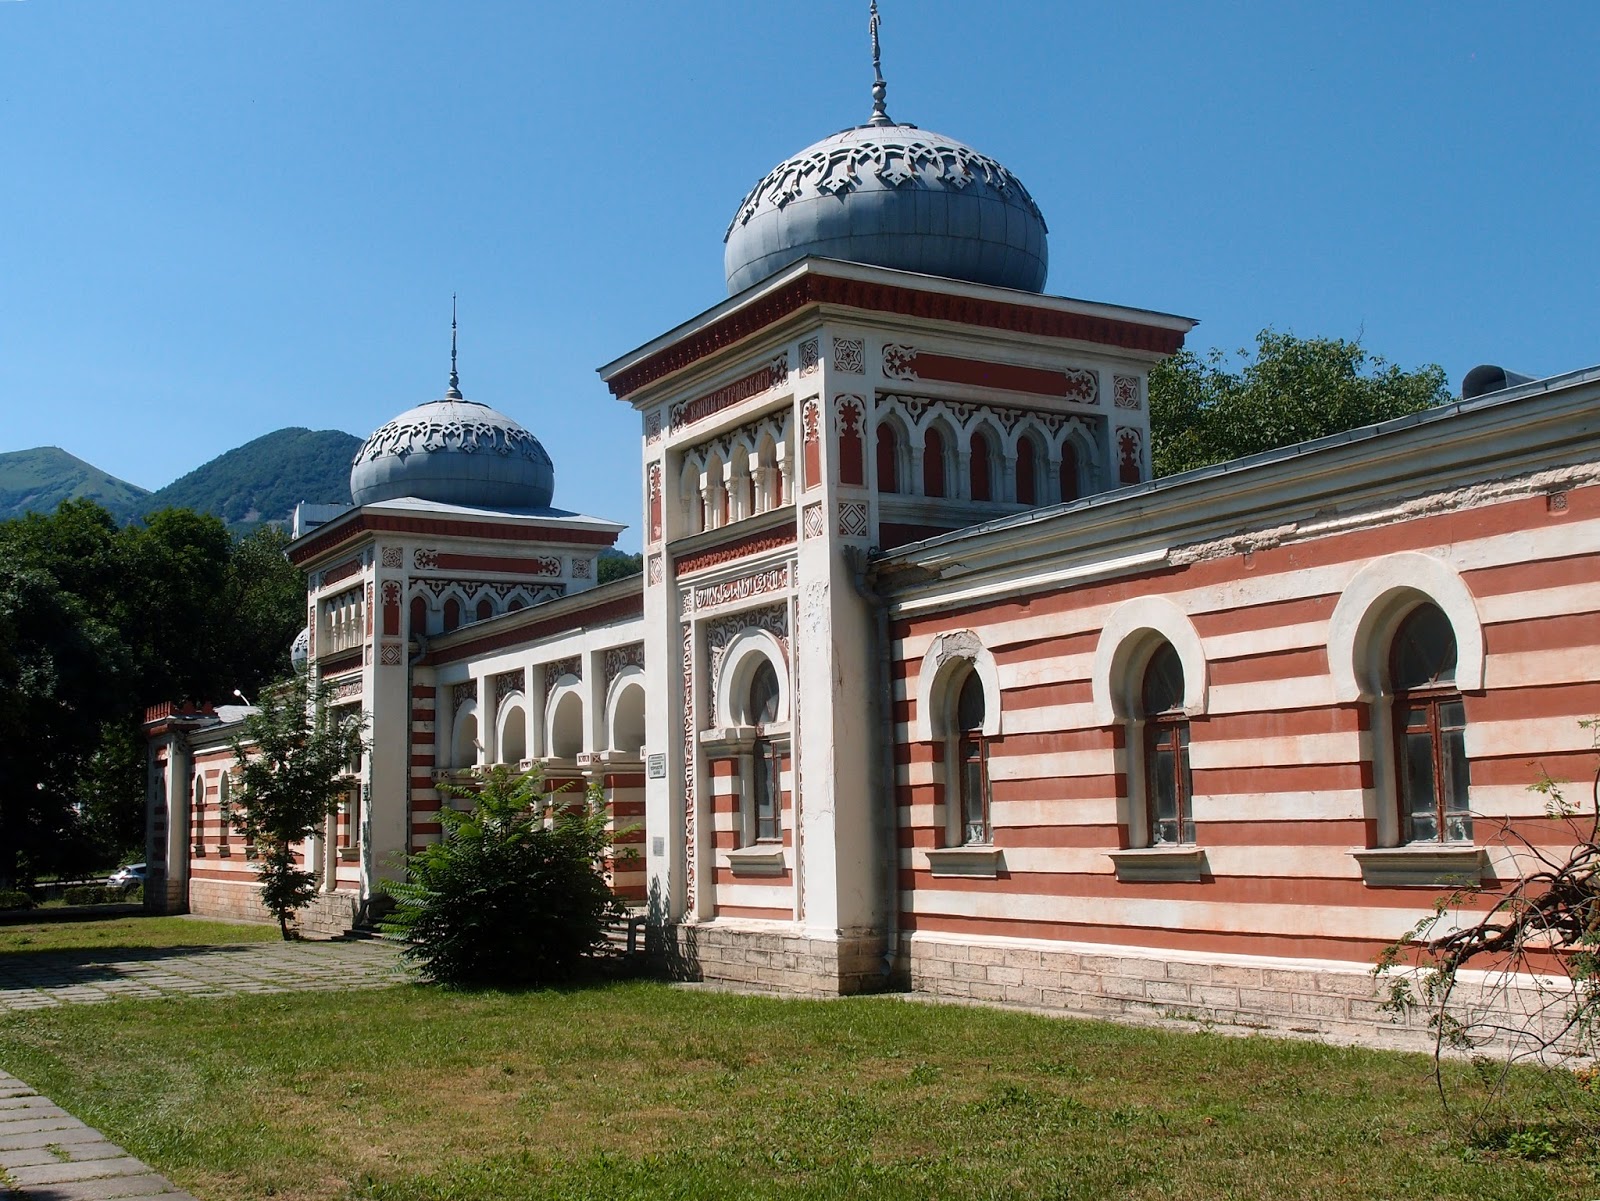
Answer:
[
  {"left": 0, "top": 938, "right": 407, "bottom": 1013},
  {"left": 0, "top": 1070, "right": 194, "bottom": 1200},
  {"left": 0, "top": 937, "right": 409, "bottom": 1198}
]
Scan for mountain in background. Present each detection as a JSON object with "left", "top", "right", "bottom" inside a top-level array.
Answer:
[
  {"left": 0, "top": 446, "right": 151, "bottom": 522},
  {"left": 0, "top": 428, "right": 361, "bottom": 530},
  {"left": 142, "top": 428, "right": 361, "bottom": 528}
]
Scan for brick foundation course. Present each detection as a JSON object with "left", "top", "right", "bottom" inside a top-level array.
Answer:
[
  {"left": 902, "top": 933, "right": 1575, "bottom": 1054},
  {"left": 661, "top": 922, "right": 887, "bottom": 996}
]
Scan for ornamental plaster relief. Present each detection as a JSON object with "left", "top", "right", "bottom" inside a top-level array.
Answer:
[
  {"left": 692, "top": 564, "right": 790, "bottom": 613},
  {"left": 669, "top": 355, "right": 789, "bottom": 433},
  {"left": 883, "top": 344, "right": 1098, "bottom": 405}
]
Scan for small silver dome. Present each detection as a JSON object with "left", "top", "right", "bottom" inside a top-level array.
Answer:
[
  {"left": 350, "top": 397, "right": 555, "bottom": 509},
  {"left": 289, "top": 626, "right": 310, "bottom": 672},
  {"left": 724, "top": 123, "right": 1048, "bottom": 295}
]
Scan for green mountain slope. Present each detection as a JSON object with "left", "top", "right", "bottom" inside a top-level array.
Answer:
[
  {"left": 141, "top": 428, "right": 361, "bottom": 527},
  {"left": 0, "top": 446, "right": 151, "bottom": 522}
]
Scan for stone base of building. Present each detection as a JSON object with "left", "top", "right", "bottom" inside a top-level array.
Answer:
[
  {"left": 298, "top": 891, "right": 360, "bottom": 939},
  {"left": 660, "top": 921, "right": 887, "bottom": 996},
  {"left": 185, "top": 878, "right": 359, "bottom": 938},
  {"left": 187, "top": 878, "right": 275, "bottom": 925},
  {"left": 143, "top": 869, "right": 185, "bottom": 916},
  {"left": 901, "top": 931, "right": 1577, "bottom": 1056}
]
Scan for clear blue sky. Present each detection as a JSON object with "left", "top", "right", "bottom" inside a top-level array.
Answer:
[{"left": 3, "top": 2, "right": 1596, "bottom": 551}]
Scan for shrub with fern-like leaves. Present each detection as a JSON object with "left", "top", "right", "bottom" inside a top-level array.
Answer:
[{"left": 380, "top": 766, "right": 624, "bottom": 987}]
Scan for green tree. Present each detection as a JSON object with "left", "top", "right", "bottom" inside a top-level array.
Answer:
[
  {"left": 1149, "top": 329, "right": 1451, "bottom": 478},
  {"left": 229, "top": 673, "right": 366, "bottom": 939},
  {"left": 598, "top": 551, "right": 643, "bottom": 585},
  {"left": 381, "top": 766, "right": 624, "bottom": 987},
  {"left": 0, "top": 502, "right": 311, "bottom": 868},
  {"left": 0, "top": 566, "right": 125, "bottom": 886},
  {"left": 223, "top": 525, "right": 310, "bottom": 690}
]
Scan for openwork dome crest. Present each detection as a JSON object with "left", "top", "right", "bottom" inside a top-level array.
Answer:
[
  {"left": 725, "top": 129, "right": 1047, "bottom": 239},
  {"left": 353, "top": 404, "right": 553, "bottom": 471}
]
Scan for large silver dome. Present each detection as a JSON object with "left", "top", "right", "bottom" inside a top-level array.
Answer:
[
  {"left": 350, "top": 396, "right": 555, "bottom": 510},
  {"left": 724, "top": 122, "right": 1049, "bottom": 296}
]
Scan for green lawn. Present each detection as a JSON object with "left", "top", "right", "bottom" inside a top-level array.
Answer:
[
  {"left": 0, "top": 979, "right": 1593, "bottom": 1200},
  {"left": 0, "top": 914, "right": 279, "bottom": 955}
]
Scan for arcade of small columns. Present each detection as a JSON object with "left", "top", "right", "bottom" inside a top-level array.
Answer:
[
  {"left": 421, "top": 628, "right": 649, "bottom": 902},
  {"left": 674, "top": 393, "right": 1110, "bottom": 537}
]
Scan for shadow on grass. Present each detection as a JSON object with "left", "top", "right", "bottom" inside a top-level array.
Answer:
[
  {"left": 0, "top": 941, "right": 361, "bottom": 992},
  {"left": 0, "top": 903, "right": 144, "bottom": 928}
]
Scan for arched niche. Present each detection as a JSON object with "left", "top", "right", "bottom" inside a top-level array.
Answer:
[
  {"left": 1090, "top": 597, "right": 1209, "bottom": 725},
  {"left": 914, "top": 630, "right": 1002, "bottom": 741},
  {"left": 546, "top": 679, "right": 585, "bottom": 759},
  {"left": 606, "top": 666, "right": 648, "bottom": 756},
  {"left": 714, "top": 628, "right": 790, "bottom": 730},
  {"left": 497, "top": 695, "right": 528, "bottom": 764}
]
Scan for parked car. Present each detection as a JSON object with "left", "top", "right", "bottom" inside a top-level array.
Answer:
[{"left": 106, "top": 863, "right": 146, "bottom": 889}]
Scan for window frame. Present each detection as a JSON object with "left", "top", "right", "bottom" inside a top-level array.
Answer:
[
  {"left": 1387, "top": 603, "right": 1471, "bottom": 846},
  {"left": 954, "top": 671, "right": 992, "bottom": 846}
]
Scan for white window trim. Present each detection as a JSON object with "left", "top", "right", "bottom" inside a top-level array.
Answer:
[
  {"left": 1090, "top": 599, "right": 1208, "bottom": 854},
  {"left": 1327, "top": 553, "right": 1484, "bottom": 850},
  {"left": 913, "top": 631, "right": 1003, "bottom": 847}
]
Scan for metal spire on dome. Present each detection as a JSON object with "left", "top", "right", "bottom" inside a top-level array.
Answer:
[
  {"left": 446, "top": 294, "right": 462, "bottom": 399},
  {"left": 868, "top": 0, "right": 893, "bottom": 126}
]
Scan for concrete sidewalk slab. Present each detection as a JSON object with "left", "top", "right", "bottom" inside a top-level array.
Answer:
[{"left": 0, "top": 1071, "right": 193, "bottom": 1200}]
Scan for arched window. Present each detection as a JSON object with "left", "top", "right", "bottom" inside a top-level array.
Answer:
[
  {"left": 970, "top": 430, "right": 993, "bottom": 502},
  {"left": 1141, "top": 642, "right": 1194, "bottom": 846},
  {"left": 924, "top": 426, "right": 948, "bottom": 498},
  {"left": 218, "top": 773, "right": 231, "bottom": 849},
  {"left": 746, "top": 661, "right": 782, "bottom": 843},
  {"left": 1015, "top": 434, "right": 1040, "bottom": 506},
  {"left": 443, "top": 598, "right": 460, "bottom": 632},
  {"left": 1061, "top": 441, "right": 1081, "bottom": 503},
  {"left": 876, "top": 424, "right": 901, "bottom": 493},
  {"left": 475, "top": 597, "right": 493, "bottom": 623},
  {"left": 956, "top": 671, "right": 990, "bottom": 845},
  {"left": 192, "top": 775, "right": 206, "bottom": 853},
  {"left": 1391, "top": 604, "right": 1471, "bottom": 843},
  {"left": 409, "top": 596, "right": 427, "bottom": 639}
]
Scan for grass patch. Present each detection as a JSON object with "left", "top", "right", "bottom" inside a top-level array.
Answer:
[
  {"left": 0, "top": 915, "right": 279, "bottom": 956},
  {"left": 0, "top": 982, "right": 1593, "bottom": 1199}
]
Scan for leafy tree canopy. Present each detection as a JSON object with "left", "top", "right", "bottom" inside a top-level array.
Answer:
[
  {"left": 230, "top": 673, "right": 367, "bottom": 939},
  {"left": 1149, "top": 329, "right": 1451, "bottom": 478},
  {"left": 0, "top": 501, "right": 309, "bottom": 876},
  {"left": 598, "top": 551, "right": 643, "bottom": 585}
]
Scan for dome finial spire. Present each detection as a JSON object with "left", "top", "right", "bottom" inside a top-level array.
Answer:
[
  {"left": 868, "top": 1, "right": 893, "bottom": 126},
  {"left": 446, "top": 293, "right": 462, "bottom": 400}
]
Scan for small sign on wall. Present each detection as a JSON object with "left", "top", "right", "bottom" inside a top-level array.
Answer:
[{"left": 647, "top": 753, "right": 667, "bottom": 779}]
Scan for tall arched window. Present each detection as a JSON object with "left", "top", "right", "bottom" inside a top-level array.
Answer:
[
  {"left": 218, "top": 773, "right": 231, "bottom": 850},
  {"left": 475, "top": 597, "right": 493, "bottom": 623},
  {"left": 1015, "top": 434, "right": 1040, "bottom": 506},
  {"left": 192, "top": 775, "right": 206, "bottom": 854},
  {"left": 970, "top": 430, "right": 993, "bottom": 502},
  {"left": 443, "top": 598, "right": 461, "bottom": 632},
  {"left": 956, "top": 672, "right": 990, "bottom": 845},
  {"left": 1142, "top": 643, "right": 1194, "bottom": 846},
  {"left": 747, "top": 661, "right": 782, "bottom": 843},
  {"left": 1391, "top": 604, "right": 1471, "bottom": 843},
  {"left": 924, "top": 427, "right": 948, "bottom": 498},
  {"left": 876, "top": 424, "right": 902, "bottom": 493},
  {"left": 1061, "top": 441, "right": 1081, "bottom": 503},
  {"left": 409, "top": 596, "right": 427, "bottom": 639}
]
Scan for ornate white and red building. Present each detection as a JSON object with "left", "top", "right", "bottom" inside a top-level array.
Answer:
[{"left": 146, "top": 61, "right": 1600, "bottom": 1047}]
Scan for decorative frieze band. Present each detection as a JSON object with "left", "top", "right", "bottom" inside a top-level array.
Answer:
[
  {"left": 670, "top": 355, "right": 789, "bottom": 432},
  {"left": 883, "top": 343, "right": 1098, "bottom": 405},
  {"left": 692, "top": 564, "right": 789, "bottom": 613}
]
